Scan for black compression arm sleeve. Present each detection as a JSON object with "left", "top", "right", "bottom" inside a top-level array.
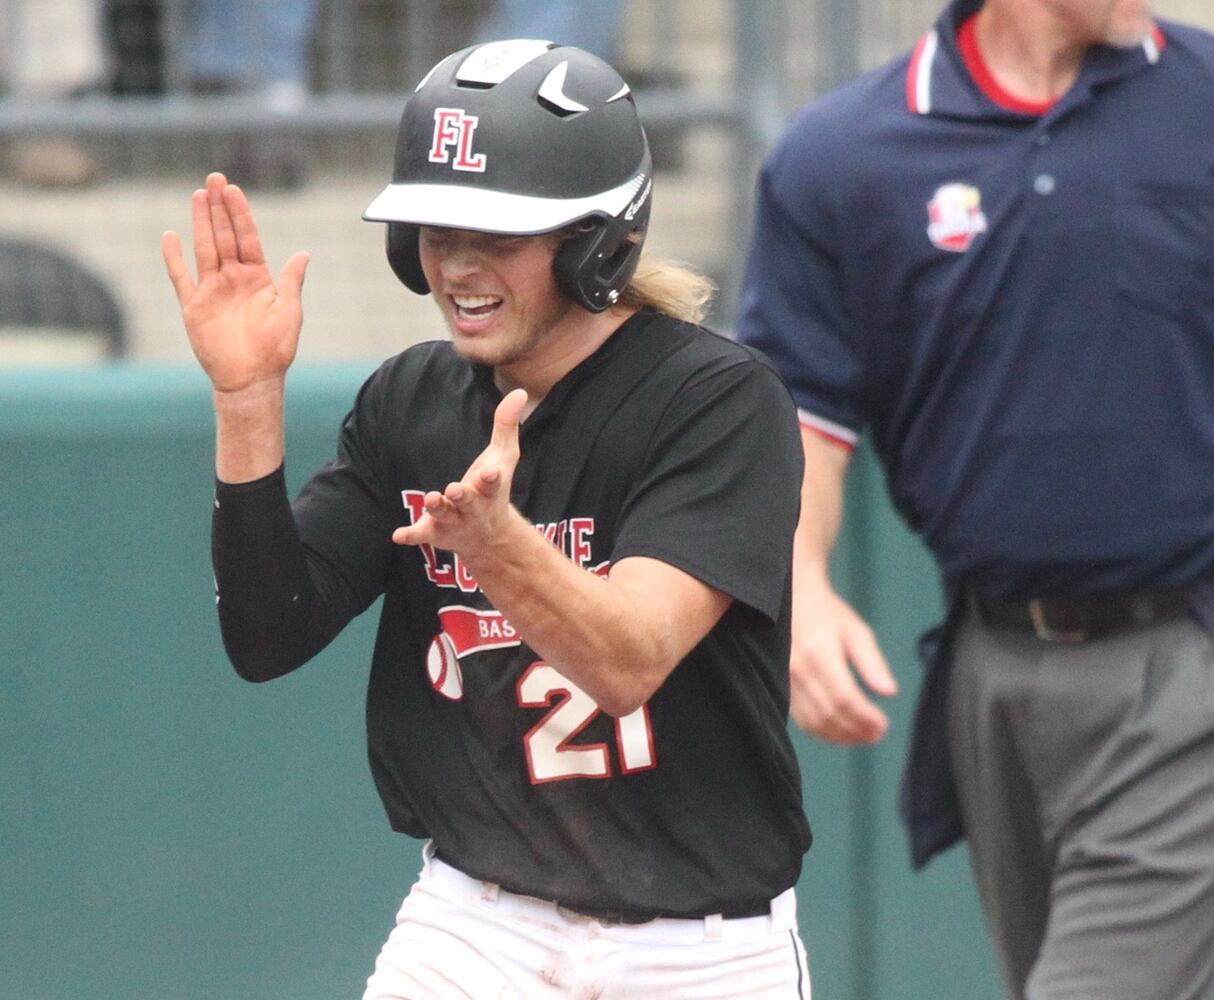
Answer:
[{"left": 212, "top": 467, "right": 359, "bottom": 682}]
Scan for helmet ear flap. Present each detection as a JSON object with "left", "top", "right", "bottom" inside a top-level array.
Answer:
[
  {"left": 554, "top": 203, "right": 650, "bottom": 314},
  {"left": 385, "top": 222, "right": 429, "bottom": 295}
]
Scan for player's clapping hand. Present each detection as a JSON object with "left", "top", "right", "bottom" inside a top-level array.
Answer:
[
  {"left": 393, "top": 389, "right": 528, "bottom": 556},
  {"left": 162, "top": 172, "right": 310, "bottom": 393}
]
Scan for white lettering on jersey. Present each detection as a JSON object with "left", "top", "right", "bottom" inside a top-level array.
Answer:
[
  {"left": 518, "top": 662, "right": 657, "bottom": 782},
  {"left": 533, "top": 516, "right": 599, "bottom": 568},
  {"left": 400, "top": 490, "right": 480, "bottom": 592},
  {"left": 438, "top": 605, "right": 520, "bottom": 657},
  {"left": 400, "top": 490, "right": 603, "bottom": 592},
  {"left": 401, "top": 489, "right": 654, "bottom": 781}
]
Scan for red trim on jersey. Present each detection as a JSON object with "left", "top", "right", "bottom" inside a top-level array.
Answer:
[
  {"left": 1151, "top": 23, "right": 1167, "bottom": 53},
  {"left": 801, "top": 421, "right": 856, "bottom": 453},
  {"left": 958, "top": 15, "right": 1056, "bottom": 116},
  {"left": 906, "top": 32, "right": 931, "bottom": 112},
  {"left": 437, "top": 605, "right": 521, "bottom": 656}
]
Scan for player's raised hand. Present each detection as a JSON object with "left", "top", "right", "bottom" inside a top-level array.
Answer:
[
  {"left": 393, "top": 388, "right": 528, "bottom": 553},
  {"left": 162, "top": 172, "right": 310, "bottom": 393},
  {"left": 789, "top": 575, "right": 898, "bottom": 744}
]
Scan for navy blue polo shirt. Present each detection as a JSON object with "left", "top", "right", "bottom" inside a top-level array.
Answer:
[{"left": 738, "top": 0, "right": 1214, "bottom": 599}]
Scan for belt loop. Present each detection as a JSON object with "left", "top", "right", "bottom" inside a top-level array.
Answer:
[
  {"left": 768, "top": 888, "right": 796, "bottom": 933},
  {"left": 703, "top": 913, "right": 724, "bottom": 941},
  {"left": 480, "top": 881, "right": 500, "bottom": 904}
]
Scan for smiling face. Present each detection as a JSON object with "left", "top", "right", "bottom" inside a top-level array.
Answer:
[{"left": 418, "top": 226, "right": 583, "bottom": 373}]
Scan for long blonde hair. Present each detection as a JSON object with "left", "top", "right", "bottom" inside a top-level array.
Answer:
[
  {"left": 555, "top": 222, "right": 716, "bottom": 325},
  {"left": 618, "top": 253, "right": 716, "bottom": 325}
]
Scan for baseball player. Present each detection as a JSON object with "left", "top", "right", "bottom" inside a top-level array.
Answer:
[{"left": 163, "top": 40, "right": 812, "bottom": 998}]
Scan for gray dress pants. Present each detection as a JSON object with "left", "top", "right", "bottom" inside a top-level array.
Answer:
[{"left": 948, "top": 614, "right": 1214, "bottom": 1000}]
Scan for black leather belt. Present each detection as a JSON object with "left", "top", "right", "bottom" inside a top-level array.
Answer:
[
  {"left": 556, "top": 899, "right": 771, "bottom": 925},
  {"left": 967, "top": 586, "right": 1192, "bottom": 643},
  {"left": 434, "top": 850, "right": 776, "bottom": 925}
]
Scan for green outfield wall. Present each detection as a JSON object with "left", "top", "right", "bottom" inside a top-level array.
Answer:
[{"left": 1, "top": 366, "right": 1001, "bottom": 999}]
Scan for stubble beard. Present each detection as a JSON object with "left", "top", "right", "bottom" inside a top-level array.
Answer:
[{"left": 447, "top": 304, "right": 570, "bottom": 372}]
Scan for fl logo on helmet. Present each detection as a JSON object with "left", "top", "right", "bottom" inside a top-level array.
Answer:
[{"left": 428, "top": 108, "right": 487, "bottom": 172}]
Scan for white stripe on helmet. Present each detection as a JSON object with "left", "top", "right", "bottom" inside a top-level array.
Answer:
[{"left": 363, "top": 173, "right": 647, "bottom": 235}]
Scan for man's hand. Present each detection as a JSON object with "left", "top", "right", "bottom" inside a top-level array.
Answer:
[
  {"left": 789, "top": 575, "right": 898, "bottom": 744},
  {"left": 162, "top": 172, "right": 309, "bottom": 394},
  {"left": 391, "top": 386, "right": 728, "bottom": 717},
  {"left": 392, "top": 389, "right": 529, "bottom": 556}
]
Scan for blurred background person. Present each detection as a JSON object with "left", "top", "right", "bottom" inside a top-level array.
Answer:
[
  {"left": 183, "top": 0, "right": 320, "bottom": 187},
  {"left": 185, "top": 0, "right": 319, "bottom": 112},
  {"left": 0, "top": 0, "right": 107, "bottom": 186},
  {"left": 472, "top": 0, "right": 625, "bottom": 62}
]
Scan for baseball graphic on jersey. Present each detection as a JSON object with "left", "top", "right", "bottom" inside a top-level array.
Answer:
[{"left": 426, "top": 631, "right": 463, "bottom": 700}]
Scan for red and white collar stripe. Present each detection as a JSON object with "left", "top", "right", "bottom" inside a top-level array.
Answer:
[
  {"left": 906, "top": 29, "right": 940, "bottom": 115},
  {"left": 1143, "top": 24, "right": 1166, "bottom": 64},
  {"left": 905, "top": 23, "right": 1167, "bottom": 115}
]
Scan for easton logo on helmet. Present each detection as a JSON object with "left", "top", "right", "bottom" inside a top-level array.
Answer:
[
  {"left": 624, "top": 177, "right": 652, "bottom": 221},
  {"left": 428, "top": 108, "right": 487, "bottom": 172}
]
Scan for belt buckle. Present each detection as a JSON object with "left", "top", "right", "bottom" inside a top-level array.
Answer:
[{"left": 1028, "top": 599, "right": 1087, "bottom": 643}]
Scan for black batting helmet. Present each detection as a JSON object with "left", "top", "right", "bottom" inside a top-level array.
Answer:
[{"left": 362, "top": 39, "right": 653, "bottom": 313}]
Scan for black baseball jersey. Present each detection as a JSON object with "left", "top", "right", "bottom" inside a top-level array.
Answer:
[{"left": 213, "top": 309, "right": 810, "bottom": 918}]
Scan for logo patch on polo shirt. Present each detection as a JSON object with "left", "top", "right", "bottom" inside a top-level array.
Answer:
[{"left": 926, "top": 183, "right": 988, "bottom": 252}]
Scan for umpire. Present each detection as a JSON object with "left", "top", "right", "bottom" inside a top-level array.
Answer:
[
  {"left": 164, "top": 40, "right": 812, "bottom": 998},
  {"left": 737, "top": 0, "right": 1214, "bottom": 997}
]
